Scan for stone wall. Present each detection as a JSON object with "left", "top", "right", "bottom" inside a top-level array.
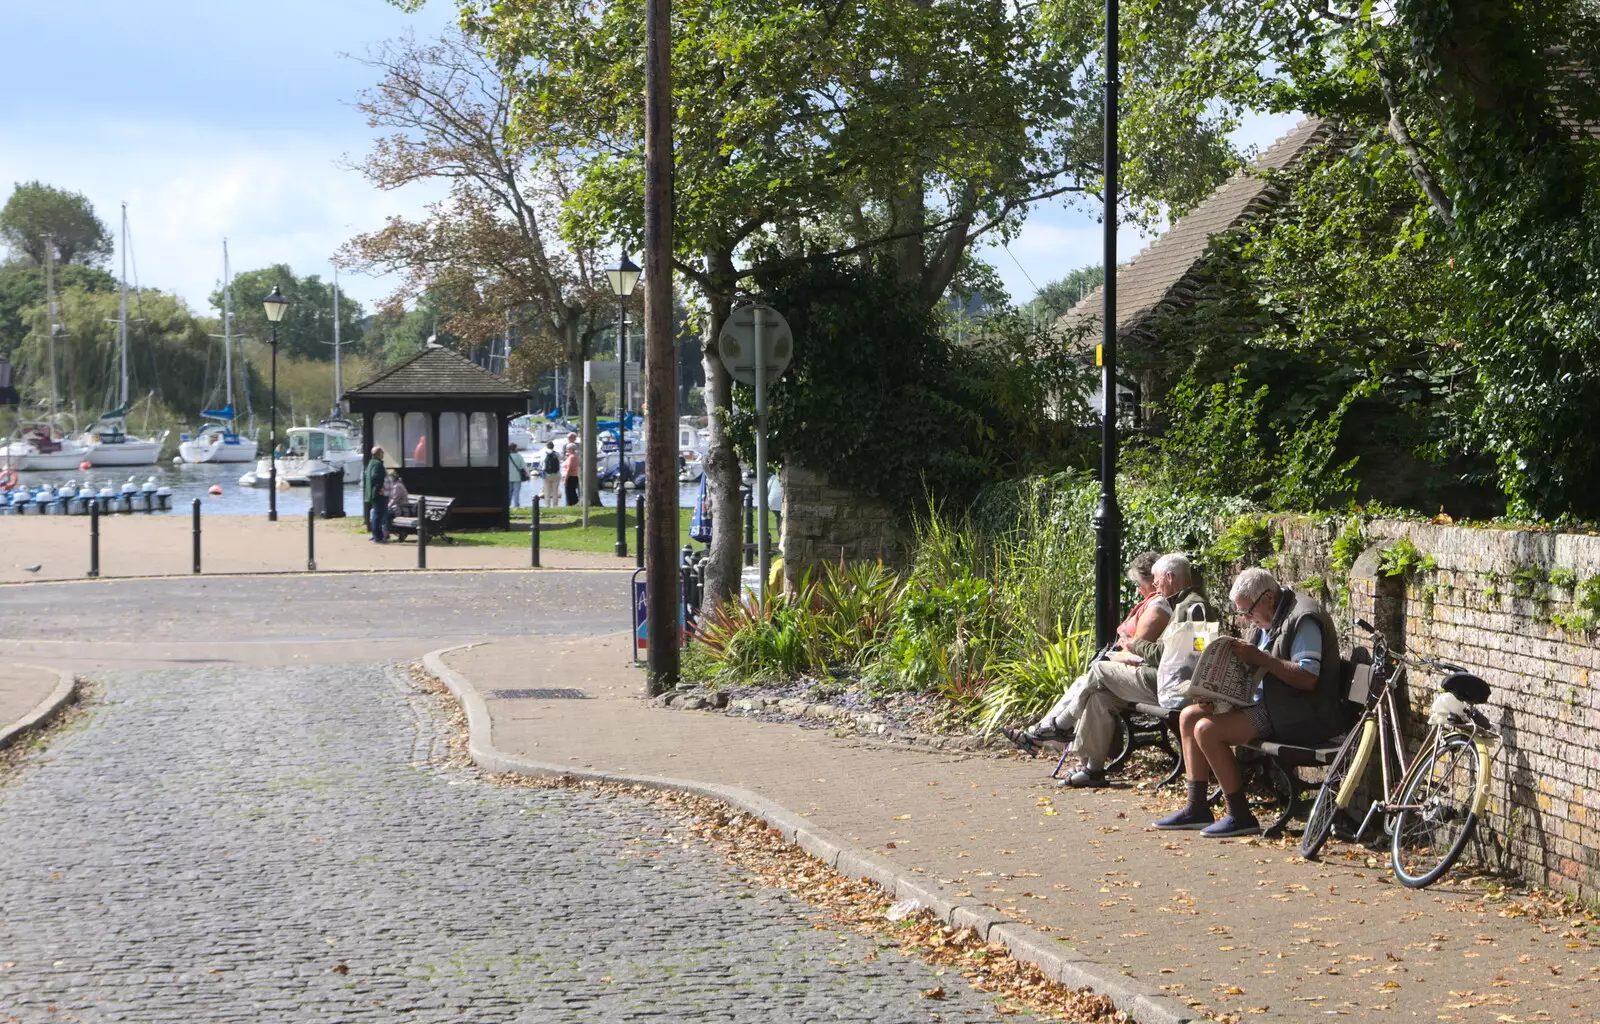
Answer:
[
  {"left": 780, "top": 463, "right": 906, "bottom": 591},
  {"left": 1273, "top": 518, "right": 1600, "bottom": 897}
]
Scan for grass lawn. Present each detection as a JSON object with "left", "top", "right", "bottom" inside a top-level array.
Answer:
[{"left": 334, "top": 502, "right": 704, "bottom": 555}]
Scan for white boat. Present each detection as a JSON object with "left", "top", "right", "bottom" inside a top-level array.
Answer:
[
  {"left": 678, "top": 419, "right": 709, "bottom": 482},
  {"left": 181, "top": 241, "right": 258, "bottom": 464},
  {"left": 246, "top": 426, "right": 361, "bottom": 486},
  {"left": 179, "top": 415, "right": 258, "bottom": 463},
  {"left": 79, "top": 206, "right": 167, "bottom": 467},
  {"left": 5, "top": 425, "right": 92, "bottom": 471}
]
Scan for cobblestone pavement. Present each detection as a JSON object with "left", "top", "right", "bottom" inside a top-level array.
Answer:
[{"left": 0, "top": 663, "right": 1029, "bottom": 1023}]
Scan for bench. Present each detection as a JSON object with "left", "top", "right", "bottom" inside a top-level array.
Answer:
[
  {"left": 389, "top": 495, "right": 456, "bottom": 544},
  {"left": 1100, "top": 648, "right": 1373, "bottom": 837}
]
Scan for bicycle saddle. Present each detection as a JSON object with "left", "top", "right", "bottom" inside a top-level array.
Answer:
[{"left": 1441, "top": 672, "right": 1491, "bottom": 704}]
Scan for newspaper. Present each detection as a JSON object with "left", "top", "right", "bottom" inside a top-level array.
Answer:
[{"left": 1176, "top": 638, "right": 1266, "bottom": 710}]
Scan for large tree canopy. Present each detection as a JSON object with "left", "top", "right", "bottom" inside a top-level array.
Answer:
[
  {"left": 0, "top": 182, "right": 114, "bottom": 267},
  {"left": 213, "top": 265, "right": 365, "bottom": 364}
]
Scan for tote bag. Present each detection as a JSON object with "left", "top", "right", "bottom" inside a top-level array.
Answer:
[{"left": 1156, "top": 614, "right": 1221, "bottom": 709}]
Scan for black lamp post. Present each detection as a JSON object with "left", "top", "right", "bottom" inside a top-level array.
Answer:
[
  {"left": 1093, "top": 0, "right": 1123, "bottom": 650},
  {"left": 605, "top": 253, "right": 642, "bottom": 558},
  {"left": 262, "top": 285, "right": 289, "bottom": 523}
]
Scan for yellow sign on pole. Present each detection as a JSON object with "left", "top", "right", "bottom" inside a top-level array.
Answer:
[{"left": 1095, "top": 344, "right": 1103, "bottom": 367}]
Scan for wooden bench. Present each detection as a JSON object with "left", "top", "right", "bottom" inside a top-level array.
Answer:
[{"left": 389, "top": 495, "right": 456, "bottom": 544}]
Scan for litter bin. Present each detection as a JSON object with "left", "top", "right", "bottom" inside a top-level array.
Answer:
[{"left": 308, "top": 467, "right": 346, "bottom": 518}]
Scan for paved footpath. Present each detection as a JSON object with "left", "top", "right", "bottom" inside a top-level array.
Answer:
[
  {"left": 0, "top": 665, "right": 59, "bottom": 735},
  {"left": 0, "top": 661, "right": 1031, "bottom": 1023},
  {"left": 449, "top": 633, "right": 1600, "bottom": 1024}
]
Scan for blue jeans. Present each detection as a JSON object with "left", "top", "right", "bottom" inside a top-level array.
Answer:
[
  {"left": 369, "top": 502, "right": 390, "bottom": 540},
  {"left": 508, "top": 480, "right": 523, "bottom": 507}
]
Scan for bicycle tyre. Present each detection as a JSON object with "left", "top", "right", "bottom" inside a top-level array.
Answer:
[
  {"left": 1391, "top": 733, "right": 1482, "bottom": 888},
  {"left": 1300, "top": 715, "right": 1376, "bottom": 860}
]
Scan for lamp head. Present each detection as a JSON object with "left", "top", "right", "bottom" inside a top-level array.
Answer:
[
  {"left": 262, "top": 286, "right": 289, "bottom": 323},
  {"left": 605, "top": 254, "right": 642, "bottom": 298}
]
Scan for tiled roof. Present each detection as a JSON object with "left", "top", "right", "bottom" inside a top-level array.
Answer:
[
  {"left": 1058, "top": 118, "right": 1336, "bottom": 346},
  {"left": 344, "top": 345, "right": 528, "bottom": 397}
]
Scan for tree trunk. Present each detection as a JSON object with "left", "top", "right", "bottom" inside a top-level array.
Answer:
[{"left": 699, "top": 273, "right": 743, "bottom": 618}]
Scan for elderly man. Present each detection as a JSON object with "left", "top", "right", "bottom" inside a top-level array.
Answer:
[
  {"left": 1154, "top": 566, "right": 1342, "bottom": 837},
  {"left": 1005, "top": 553, "right": 1214, "bottom": 788}
]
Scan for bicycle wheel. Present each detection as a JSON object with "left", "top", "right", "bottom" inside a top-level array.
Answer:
[
  {"left": 1300, "top": 714, "right": 1376, "bottom": 860},
  {"left": 1391, "top": 733, "right": 1481, "bottom": 888}
]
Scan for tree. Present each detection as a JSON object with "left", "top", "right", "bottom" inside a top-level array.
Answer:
[
  {"left": 468, "top": 0, "right": 1244, "bottom": 612},
  {"left": 0, "top": 182, "right": 114, "bottom": 267},
  {"left": 339, "top": 30, "right": 603, "bottom": 424},
  {"left": 214, "top": 265, "right": 365, "bottom": 364},
  {"left": 1139, "top": 0, "right": 1600, "bottom": 516},
  {"left": 0, "top": 259, "right": 116, "bottom": 356},
  {"left": 1026, "top": 266, "right": 1106, "bottom": 322}
]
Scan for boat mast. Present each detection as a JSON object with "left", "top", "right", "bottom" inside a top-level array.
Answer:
[
  {"left": 222, "top": 239, "right": 234, "bottom": 411},
  {"left": 45, "top": 245, "right": 58, "bottom": 415},
  {"left": 118, "top": 203, "right": 129, "bottom": 409},
  {"left": 332, "top": 265, "right": 342, "bottom": 417}
]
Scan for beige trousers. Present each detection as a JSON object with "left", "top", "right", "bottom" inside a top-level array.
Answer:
[{"left": 1032, "top": 660, "right": 1159, "bottom": 763}]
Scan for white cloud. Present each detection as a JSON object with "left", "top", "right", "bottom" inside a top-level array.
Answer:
[{"left": 0, "top": 120, "right": 446, "bottom": 316}]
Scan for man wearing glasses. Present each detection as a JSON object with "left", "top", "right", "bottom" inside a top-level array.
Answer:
[
  {"left": 1154, "top": 566, "right": 1342, "bottom": 836},
  {"left": 1005, "top": 553, "right": 1215, "bottom": 787}
]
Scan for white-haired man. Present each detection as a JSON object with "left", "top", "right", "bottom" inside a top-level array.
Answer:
[
  {"left": 1005, "top": 553, "right": 1215, "bottom": 787},
  {"left": 1154, "top": 566, "right": 1342, "bottom": 837}
]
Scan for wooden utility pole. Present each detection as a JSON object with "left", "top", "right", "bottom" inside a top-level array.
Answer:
[{"left": 643, "top": 0, "right": 678, "bottom": 692}]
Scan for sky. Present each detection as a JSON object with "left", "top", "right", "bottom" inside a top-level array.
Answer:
[{"left": 0, "top": 0, "right": 1303, "bottom": 318}]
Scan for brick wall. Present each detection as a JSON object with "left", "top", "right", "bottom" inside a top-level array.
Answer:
[
  {"left": 780, "top": 463, "right": 905, "bottom": 592},
  {"left": 1272, "top": 519, "right": 1600, "bottom": 897}
]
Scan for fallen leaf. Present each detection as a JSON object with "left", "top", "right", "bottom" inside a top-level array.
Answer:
[
  {"left": 920, "top": 985, "right": 946, "bottom": 1000},
  {"left": 330, "top": 963, "right": 349, "bottom": 975},
  {"left": 893, "top": 814, "right": 912, "bottom": 820}
]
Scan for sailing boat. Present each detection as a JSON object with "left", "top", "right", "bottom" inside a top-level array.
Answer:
[
  {"left": 2, "top": 247, "right": 92, "bottom": 471},
  {"left": 179, "top": 241, "right": 258, "bottom": 464},
  {"left": 78, "top": 204, "right": 168, "bottom": 466}
]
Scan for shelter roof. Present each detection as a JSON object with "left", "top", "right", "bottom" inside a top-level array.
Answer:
[{"left": 344, "top": 345, "right": 527, "bottom": 399}]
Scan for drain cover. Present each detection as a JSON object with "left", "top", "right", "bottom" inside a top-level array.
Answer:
[{"left": 488, "top": 688, "right": 591, "bottom": 700}]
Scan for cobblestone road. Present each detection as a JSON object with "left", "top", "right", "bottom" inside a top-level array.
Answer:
[{"left": 0, "top": 663, "right": 1028, "bottom": 1023}]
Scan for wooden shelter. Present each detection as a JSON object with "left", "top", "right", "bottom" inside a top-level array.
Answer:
[{"left": 344, "top": 346, "right": 529, "bottom": 529}]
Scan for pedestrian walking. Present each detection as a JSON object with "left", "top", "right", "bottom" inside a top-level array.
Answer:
[
  {"left": 507, "top": 443, "right": 527, "bottom": 508},
  {"left": 363, "top": 447, "right": 388, "bottom": 542},
  {"left": 540, "top": 441, "right": 561, "bottom": 506},
  {"left": 562, "top": 443, "right": 580, "bottom": 506}
]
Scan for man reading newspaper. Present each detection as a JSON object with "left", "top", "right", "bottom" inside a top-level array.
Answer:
[{"left": 1154, "top": 567, "right": 1343, "bottom": 838}]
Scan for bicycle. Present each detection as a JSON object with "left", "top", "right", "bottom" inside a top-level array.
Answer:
[{"left": 1300, "top": 618, "right": 1498, "bottom": 888}]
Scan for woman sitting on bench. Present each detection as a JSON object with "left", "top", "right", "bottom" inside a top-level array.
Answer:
[{"left": 1155, "top": 567, "right": 1342, "bottom": 837}]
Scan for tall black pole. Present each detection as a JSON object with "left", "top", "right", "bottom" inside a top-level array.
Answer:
[
  {"left": 268, "top": 322, "right": 279, "bottom": 522},
  {"left": 1092, "top": 0, "right": 1122, "bottom": 651},
  {"left": 615, "top": 287, "right": 628, "bottom": 559},
  {"left": 642, "top": 0, "right": 679, "bottom": 692}
]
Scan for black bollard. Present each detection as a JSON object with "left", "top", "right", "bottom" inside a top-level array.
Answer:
[
  {"left": 635, "top": 495, "right": 644, "bottom": 569},
  {"left": 417, "top": 500, "right": 428, "bottom": 569},
  {"left": 614, "top": 474, "right": 627, "bottom": 558},
  {"left": 192, "top": 498, "right": 202, "bottom": 574},
  {"left": 530, "top": 495, "right": 541, "bottom": 568},
  {"left": 88, "top": 500, "right": 100, "bottom": 578},
  {"left": 744, "top": 488, "right": 755, "bottom": 567},
  {"left": 307, "top": 508, "right": 316, "bottom": 572}
]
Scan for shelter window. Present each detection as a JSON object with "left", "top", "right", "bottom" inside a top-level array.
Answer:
[
  {"left": 469, "top": 412, "right": 497, "bottom": 467},
  {"left": 438, "top": 412, "right": 469, "bottom": 467},
  {"left": 372, "top": 413, "right": 402, "bottom": 468},
  {"left": 403, "top": 412, "right": 432, "bottom": 468}
]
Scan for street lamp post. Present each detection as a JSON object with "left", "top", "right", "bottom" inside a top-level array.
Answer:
[
  {"left": 1093, "top": 0, "right": 1123, "bottom": 650},
  {"left": 605, "top": 254, "right": 642, "bottom": 559},
  {"left": 262, "top": 286, "right": 289, "bottom": 523}
]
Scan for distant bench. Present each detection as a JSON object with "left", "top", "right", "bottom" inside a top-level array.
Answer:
[{"left": 389, "top": 495, "right": 456, "bottom": 544}]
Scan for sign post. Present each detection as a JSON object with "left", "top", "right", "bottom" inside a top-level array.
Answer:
[{"left": 717, "top": 303, "right": 793, "bottom": 595}]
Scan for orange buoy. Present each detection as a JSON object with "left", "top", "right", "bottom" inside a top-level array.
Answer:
[
  {"left": 79, "top": 461, "right": 92, "bottom": 470},
  {"left": 208, "top": 485, "right": 223, "bottom": 495}
]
